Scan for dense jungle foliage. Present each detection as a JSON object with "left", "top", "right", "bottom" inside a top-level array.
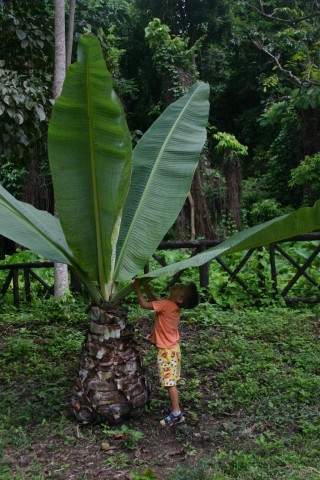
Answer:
[{"left": 1, "top": 0, "right": 320, "bottom": 249}]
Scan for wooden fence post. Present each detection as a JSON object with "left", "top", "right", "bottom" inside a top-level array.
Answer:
[
  {"left": 24, "top": 268, "right": 31, "bottom": 303},
  {"left": 198, "top": 245, "right": 210, "bottom": 292},
  {"left": 269, "top": 243, "right": 277, "bottom": 298},
  {"left": 12, "top": 269, "right": 19, "bottom": 308}
]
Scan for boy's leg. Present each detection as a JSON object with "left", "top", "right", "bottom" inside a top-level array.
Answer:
[
  {"left": 157, "top": 346, "right": 185, "bottom": 426},
  {"left": 168, "top": 385, "right": 180, "bottom": 413},
  {"left": 161, "top": 386, "right": 184, "bottom": 425}
]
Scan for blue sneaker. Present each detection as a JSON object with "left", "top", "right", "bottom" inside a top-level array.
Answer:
[{"left": 160, "top": 412, "right": 185, "bottom": 427}]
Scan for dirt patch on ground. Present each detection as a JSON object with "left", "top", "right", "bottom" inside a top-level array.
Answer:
[{"left": 3, "top": 410, "right": 227, "bottom": 479}]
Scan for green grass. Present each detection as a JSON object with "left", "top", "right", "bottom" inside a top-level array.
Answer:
[
  {"left": 0, "top": 295, "right": 320, "bottom": 479},
  {"left": 0, "top": 297, "right": 87, "bottom": 431},
  {"left": 172, "top": 304, "right": 320, "bottom": 479}
]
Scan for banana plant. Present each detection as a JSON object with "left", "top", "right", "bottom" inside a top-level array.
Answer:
[{"left": 0, "top": 35, "right": 210, "bottom": 423}]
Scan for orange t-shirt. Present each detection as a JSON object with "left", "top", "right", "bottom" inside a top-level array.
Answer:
[{"left": 151, "top": 299, "right": 180, "bottom": 348}]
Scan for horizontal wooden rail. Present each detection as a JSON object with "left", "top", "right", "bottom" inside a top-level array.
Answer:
[
  {"left": 0, "top": 262, "right": 54, "bottom": 271},
  {"left": 158, "top": 233, "right": 320, "bottom": 249}
]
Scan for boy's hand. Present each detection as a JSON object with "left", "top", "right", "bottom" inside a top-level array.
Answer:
[{"left": 132, "top": 278, "right": 154, "bottom": 310}]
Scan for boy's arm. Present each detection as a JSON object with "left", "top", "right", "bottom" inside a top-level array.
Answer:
[
  {"left": 132, "top": 279, "right": 154, "bottom": 310},
  {"left": 143, "top": 283, "right": 157, "bottom": 302}
]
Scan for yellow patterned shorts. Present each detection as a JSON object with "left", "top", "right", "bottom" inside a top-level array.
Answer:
[{"left": 157, "top": 345, "right": 181, "bottom": 387}]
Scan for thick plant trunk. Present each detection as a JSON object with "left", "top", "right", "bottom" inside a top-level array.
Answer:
[{"left": 72, "top": 303, "right": 150, "bottom": 424}]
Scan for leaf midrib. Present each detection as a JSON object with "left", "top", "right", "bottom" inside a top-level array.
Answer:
[{"left": 86, "top": 44, "right": 105, "bottom": 288}]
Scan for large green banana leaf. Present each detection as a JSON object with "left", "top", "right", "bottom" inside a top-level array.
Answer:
[
  {"left": 114, "top": 82, "right": 210, "bottom": 282},
  {"left": 0, "top": 185, "right": 72, "bottom": 264},
  {"left": 0, "top": 185, "right": 103, "bottom": 303},
  {"left": 112, "top": 200, "right": 320, "bottom": 300},
  {"left": 143, "top": 199, "right": 320, "bottom": 279},
  {"left": 48, "top": 36, "right": 132, "bottom": 294}
]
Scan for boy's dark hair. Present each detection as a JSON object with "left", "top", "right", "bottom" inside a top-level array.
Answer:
[{"left": 180, "top": 281, "right": 199, "bottom": 309}]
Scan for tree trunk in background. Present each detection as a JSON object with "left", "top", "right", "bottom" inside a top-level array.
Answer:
[
  {"left": 53, "top": 0, "right": 69, "bottom": 298},
  {"left": 294, "top": 108, "right": 320, "bottom": 204},
  {"left": 188, "top": 192, "right": 195, "bottom": 240},
  {"left": 53, "top": 0, "right": 66, "bottom": 98},
  {"left": 22, "top": 144, "right": 53, "bottom": 212},
  {"left": 222, "top": 157, "right": 242, "bottom": 230},
  {"left": 191, "top": 166, "right": 217, "bottom": 239},
  {"left": 66, "top": 0, "right": 76, "bottom": 68},
  {"left": 176, "top": 164, "right": 217, "bottom": 240}
]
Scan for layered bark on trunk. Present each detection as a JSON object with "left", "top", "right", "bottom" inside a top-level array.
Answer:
[{"left": 72, "top": 303, "right": 150, "bottom": 424}]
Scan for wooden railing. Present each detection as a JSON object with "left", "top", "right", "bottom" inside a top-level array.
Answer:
[
  {"left": 0, "top": 262, "right": 54, "bottom": 307},
  {"left": 1, "top": 233, "right": 320, "bottom": 307}
]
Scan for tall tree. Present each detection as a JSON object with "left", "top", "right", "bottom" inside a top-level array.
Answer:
[
  {"left": 213, "top": 132, "right": 248, "bottom": 230},
  {"left": 53, "top": 0, "right": 74, "bottom": 298},
  {"left": 237, "top": 0, "right": 320, "bottom": 209},
  {"left": 66, "top": 0, "right": 76, "bottom": 67}
]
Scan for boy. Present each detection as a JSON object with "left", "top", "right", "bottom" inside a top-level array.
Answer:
[{"left": 132, "top": 278, "right": 199, "bottom": 426}]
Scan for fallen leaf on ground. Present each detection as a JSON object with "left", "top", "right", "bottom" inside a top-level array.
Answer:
[{"left": 101, "top": 442, "right": 111, "bottom": 450}]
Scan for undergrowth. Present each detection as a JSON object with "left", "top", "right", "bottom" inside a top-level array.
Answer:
[{"left": 0, "top": 292, "right": 320, "bottom": 478}]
